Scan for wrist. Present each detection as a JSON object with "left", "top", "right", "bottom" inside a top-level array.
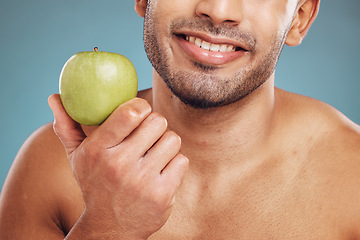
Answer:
[{"left": 64, "top": 209, "right": 149, "bottom": 240}]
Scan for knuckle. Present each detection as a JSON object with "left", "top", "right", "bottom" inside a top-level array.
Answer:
[
  {"left": 165, "top": 131, "right": 181, "bottom": 145},
  {"left": 104, "top": 160, "right": 125, "bottom": 182},
  {"left": 95, "top": 153, "right": 130, "bottom": 184},
  {"left": 152, "top": 187, "right": 174, "bottom": 209},
  {"left": 119, "top": 106, "right": 142, "bottom": 125},
  {"left": 149, "top": 112, "right": 168, "bottom": 128},
  {"left": 101, "top": 129, "right": 119, "bottom": 143},
  {"left": 123, "top": 97, "right": 152, "bottom": 118},
  {"left": 133, "top": 97, "right": 152, "bottom": 109},
  {"left": 82, "top": 141, "right": 100, "bottom": 161}
]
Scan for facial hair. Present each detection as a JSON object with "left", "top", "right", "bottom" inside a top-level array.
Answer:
[{"left": 143, "top": 3, "right": 289, "bottom": 109}]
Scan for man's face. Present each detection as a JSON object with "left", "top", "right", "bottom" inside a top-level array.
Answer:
[{"left": 143, "top": 0, "right": 298, "bottom": 109}]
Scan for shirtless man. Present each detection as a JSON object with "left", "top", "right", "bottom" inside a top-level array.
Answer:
[{"left": 1, "top": 0, "right": 360, "bottom": 239}]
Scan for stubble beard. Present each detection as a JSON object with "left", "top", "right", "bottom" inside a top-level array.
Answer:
[{"left": 143, "top": 6, "right": 288, "bottom": 109}]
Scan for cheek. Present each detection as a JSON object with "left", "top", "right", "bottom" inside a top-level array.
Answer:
[
  {"left": 245, "top": 1, "right": 291, "bottom": 49},
  {"left": 154, "top": 0, "right": 196, "bottom": 21}
]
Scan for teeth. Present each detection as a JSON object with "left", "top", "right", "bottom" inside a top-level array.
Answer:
[
  {"left": 210, "top": 44, "right": 220, "bottom": 52},
  {"left": 219, "top": 44, "right": 228, "bottom": 52},
  {"left": 185, "top": 35, "right": 237, "bottom": 52},
  {"left": 195, "top": 38, "right": 202, "bottom": 48},
  {"left": 189, "top": 36, "right": 195, "bottom": 43},
  {"left": 202, "top": 41, "right": 210, "bottom": 50},
  {"left": 228, "top": 45, "right": 235, "bottom": 52}
]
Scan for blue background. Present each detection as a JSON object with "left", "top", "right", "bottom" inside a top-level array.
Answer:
[{"left": 1, "top": 0, "right": 359, "bottom": 188}]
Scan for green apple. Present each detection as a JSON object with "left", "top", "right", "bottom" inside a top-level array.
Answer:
[{"left": 59, "top": 47, "right": 138, "bottom": 125}]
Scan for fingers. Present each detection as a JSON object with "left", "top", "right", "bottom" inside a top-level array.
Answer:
[
  {"left": 48, "top": 93, "right": 189, "bottom": 238},
  {"left": 141, "top": 131, "right": 182, "bottom": 174},
  {"left": 160, "top": 153, "right": 189, "bottom": 195},
  {"left": 49, "top": 93, "right": 187, "bottom": 177},
  {"left": 91, "top": 98, "right": 152, "bottom": 148},
  {"left": 48, "top": 94, "right": 86, "bottom": 156},
  {"left": 120, "top": 112, "right": 168, "bottom": 160}
]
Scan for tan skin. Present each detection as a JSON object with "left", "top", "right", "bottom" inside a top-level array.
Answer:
[{"left": 1, "top": 0, "right": 360, "bottom": 239}]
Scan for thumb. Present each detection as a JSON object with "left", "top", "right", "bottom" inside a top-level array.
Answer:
[{"left": 48, "top": 94, "right": 86, "bottom": 156}]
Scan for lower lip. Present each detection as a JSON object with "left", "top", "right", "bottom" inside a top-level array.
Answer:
[{"left": 176, "top": 36, "right": 249, "bottom": 66}]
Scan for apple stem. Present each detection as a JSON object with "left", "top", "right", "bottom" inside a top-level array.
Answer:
[{"left": 94, "top": 47, "right": 98, "bottom": 52}]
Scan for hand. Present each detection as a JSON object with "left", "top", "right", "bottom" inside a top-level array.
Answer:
[{"left": 48, "top": 94, "right": 189, "bottom": 239}]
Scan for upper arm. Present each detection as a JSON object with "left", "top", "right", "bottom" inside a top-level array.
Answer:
[{"left": 0, "top": 123, "right": 83, "bottom": 239}]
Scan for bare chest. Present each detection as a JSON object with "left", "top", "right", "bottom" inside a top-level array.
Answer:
[
  {"left": 148, "top": 175, "right": 351, "bottom": 240},
  {"left": 62, "top": 154, "right": 357, "bottom": 239}
]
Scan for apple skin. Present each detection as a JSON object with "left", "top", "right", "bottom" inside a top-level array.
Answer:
[{"left": 59, "top": 50, "right": 138, "bottom": 126}]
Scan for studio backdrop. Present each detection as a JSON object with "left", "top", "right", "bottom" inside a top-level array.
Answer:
[{"left": 0, "top": 0, "right": 359, "bottom": 187}]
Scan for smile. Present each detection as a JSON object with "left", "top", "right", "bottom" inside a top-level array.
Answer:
[
  {"left": 177, "top": 34, "right": 248, "bottom": 53},
  {"left": 174, "top": 33, "right": 250, "bottom": 65},
  {"left": 186, "top": 35, "right": 237, "bottom": 52}
]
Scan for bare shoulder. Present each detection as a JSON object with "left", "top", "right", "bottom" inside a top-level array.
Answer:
[
  {"left": 0, "top": 123, "right": 83, "bottom": 239},
  {"left": 276, "top": 88, "right": 360, "bottom": 144},
  {"left": 277, "top": 88, "right": 360, "bottom": 166},
  {"left": 276, "top": 88, "right": 360, "bottom": 235}
]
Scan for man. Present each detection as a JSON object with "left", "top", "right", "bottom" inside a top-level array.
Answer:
[{"left": 0, "top": 0, "right": 359, "bottom": 239}]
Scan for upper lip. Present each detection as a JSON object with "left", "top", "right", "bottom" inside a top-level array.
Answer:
[{"left": 174, "top": 30, "right": 250, "bottom": 52}]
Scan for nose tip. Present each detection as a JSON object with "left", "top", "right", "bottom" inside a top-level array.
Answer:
[
  {"left": 195, "top": 0, "right": 242, "bottom": 26},
  {"left": 197, "top": 12, "right": 239, "bottom": 26}
]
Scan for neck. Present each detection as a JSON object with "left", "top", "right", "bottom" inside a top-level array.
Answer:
[{"left": 152, "top": 70, "right": 277, "bottom": 176}]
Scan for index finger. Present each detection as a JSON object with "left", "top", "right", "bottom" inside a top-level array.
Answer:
[{"left": 90, "top": 98, "right": 152, "bottom": 149}]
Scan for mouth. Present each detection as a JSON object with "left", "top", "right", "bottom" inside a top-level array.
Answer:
[
  {"left": 174, "top": 33, "right": 250, "bottom": 66},
  {"left": 175, "top": 34, "right": 249, "bottom": 53}
]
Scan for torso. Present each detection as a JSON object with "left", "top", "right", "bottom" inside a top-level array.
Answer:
[
  {"left": 35, "top": 89, "right": 360, "bottom": 239},
  {"left": 149, "top": 145, "right": 359, "bottom": 239}
]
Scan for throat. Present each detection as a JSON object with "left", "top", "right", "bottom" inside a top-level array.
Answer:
[
  {"left": 152, "top": 71, "right": 277, "bottom": 172},
  {"left": 175, "top": 109, "right": 273, "bottom": 176}
]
